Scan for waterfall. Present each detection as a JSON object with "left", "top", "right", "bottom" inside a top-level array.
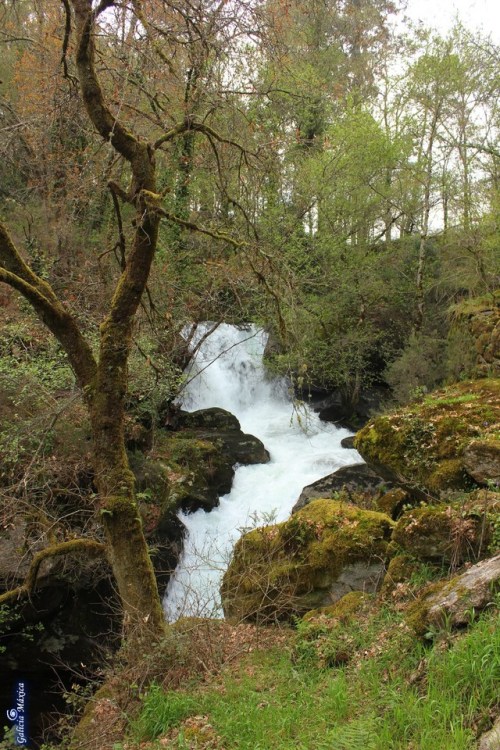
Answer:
[{"left": 163, "top": 323, "right": 362, "bottom": 620}]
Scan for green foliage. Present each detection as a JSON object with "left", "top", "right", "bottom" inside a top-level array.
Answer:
[
  {"left": 132, "top": 684, "right": 198, "bottom": 741},
  {"left": 127, "top": 603, "right": 500, "bottom": 749},
  {"left": 0, "top": 319, "right": 76, "bottom": 481},
  {"left": 0, "top": 604, "right": 44, "bottom": 655},
  {"left": 385, "top": 332, "right": 448, "bottom": 404}
]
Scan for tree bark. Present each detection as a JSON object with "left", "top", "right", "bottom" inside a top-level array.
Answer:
[{"left": 1, "top": 0, "right": 167, "bottom": 643}]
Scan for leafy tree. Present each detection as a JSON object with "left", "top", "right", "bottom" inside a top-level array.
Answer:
[{"left": 0, "top": 0, "right": 258, "bottom": 643}]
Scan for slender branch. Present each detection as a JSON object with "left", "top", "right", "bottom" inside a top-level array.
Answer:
[
  {"left": 153, "top": 203, "right": 246, "bottom": 249},
  {"left": 154, "top": 119, "right": 254, "bottom": 160}
]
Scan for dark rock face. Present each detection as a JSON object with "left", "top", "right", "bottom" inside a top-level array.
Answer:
[
  {"left": 178, "top": 408, "right": 270, "bottom": 466},
  {"left": 292, "top": 463, "right": 393, "bottom": 514},
  {"left": 312, "top": 386, "right": 390, "bottom": 431}
]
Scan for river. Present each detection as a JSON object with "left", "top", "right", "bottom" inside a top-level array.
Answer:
[{"left": 163, "top": 323, "right": 362, "bottom": 620}]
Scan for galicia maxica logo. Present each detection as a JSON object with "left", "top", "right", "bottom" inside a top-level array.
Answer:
[{"left": 6, "top": 681, "right": 28, "bottom": 746}]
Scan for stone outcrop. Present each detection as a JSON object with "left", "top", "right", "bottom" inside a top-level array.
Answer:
[
  {"left": 177, "top": 407, "right": 270, "bottom": 466},
  {"left": 463, "top": 439, "right": 500, "bottom": 486},
  {"left": 478, "top": 717, "right": 500, "bottom": 750},
  {"left": 221, "top": 499, "right": 393, "bottom": 623},
  {"left": 406, "top": 553, "right": 500, "bottom": 636},
  {"left": 354, "top": 378, "right": 500, "bottom": 494},
  {"left": 293, "top": 463, "right": 410, "bottom": 520},
  {"left": 448, "top": 292, "right": 500, "bottom": 379},
  {"left": 312, "top": 385, "right": 390, "bottom": 431},
  {"left": 292, "top": 463, "right": 393, "bottom": 513}
]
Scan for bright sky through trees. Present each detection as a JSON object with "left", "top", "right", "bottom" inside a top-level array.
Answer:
[{"left": 405, "top": 0, "right": 500, "bottom": 41}]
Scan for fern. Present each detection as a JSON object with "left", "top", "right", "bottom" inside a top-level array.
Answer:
[{"left": 326, "top": 715, "right": 380, "bottom": 750}]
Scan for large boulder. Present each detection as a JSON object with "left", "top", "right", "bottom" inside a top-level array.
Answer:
[
  {"left": 406, "top": 553, "right": 500, "bottom": 636},
  {"left": 221, "top": 499, "right": 394, "bottom": 623},
  {"left": 292, "top": 463, "right": 396, "bottom": 514},
  {"left": 463, "top": 438, "right": 500, "bottom": 486},
  {"left": 354, "top": 378, "right": 500, "bottom": 494},
  {"left": 177, "top": 408, "right": 270, "bottom": 466}
]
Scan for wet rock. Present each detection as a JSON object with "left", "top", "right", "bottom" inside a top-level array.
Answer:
[
  {"left": 407, "top": 553, "right": 500, "bottom": 636},
  {"left": 178, "top": 408, "right": 270, "bottom": 465},
  {"left": 341, "top": 436, "right": 356, "bottom": 449},
  {"left": 292, "top": 463, "right": 393, "bottom": 513}
]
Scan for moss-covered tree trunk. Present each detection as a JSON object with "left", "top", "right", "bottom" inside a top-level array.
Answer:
[
  {"left": 71, "top": 0, "right": 166, "bottom": 638},
  {"left": 1, "top": 0, "right": 167, "bottom": 642}
]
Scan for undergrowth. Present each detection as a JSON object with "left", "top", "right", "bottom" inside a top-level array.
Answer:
[{"left": 122, "top": 603, "right": 500, "bottom": 749}]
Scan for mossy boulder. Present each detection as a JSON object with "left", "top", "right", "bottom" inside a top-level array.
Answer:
[
  {"left": 354, "top": 378, "right": 500, "bottom": 494},
  {"left": 373, "top": 488, "right": 410, "bottom": 519},
  {"left": 448, "top": 291, "right": 500, "bottom": 379},
  {"left": 406, "top": 553, "right": 500, "bottom": 636},
  {"left": 392, "top": 504, "right": 490, "bottom": 564},
  {"left": 221, "top": 499, "right": 394, "bottom": 623},
  {"left": 151, "top": 432, "right": 234, "bottom": 514},
  {"left": 147, "top": 409, "right": 269, "bottom": 516},
  {"left": 303, "top": 590, "right": 370, "bottom": 621}
]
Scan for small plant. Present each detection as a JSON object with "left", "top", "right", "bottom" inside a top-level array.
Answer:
[{"left": 132, "top": 684, "right": 198, "bottom": 741}]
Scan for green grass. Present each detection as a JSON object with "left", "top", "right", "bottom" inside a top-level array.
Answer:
[{"left": 129, "top": 605, "right": 500, "bottom": 749}]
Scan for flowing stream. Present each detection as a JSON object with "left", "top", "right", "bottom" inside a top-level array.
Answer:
[{"left": 163, "top": 323, "right": 362, "bottom": 620}]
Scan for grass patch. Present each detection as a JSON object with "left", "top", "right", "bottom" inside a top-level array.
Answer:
[{"left": 127, "top": 604, "right": 500, "bottom": 749}]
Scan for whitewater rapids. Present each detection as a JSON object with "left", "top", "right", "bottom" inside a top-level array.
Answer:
[{"left": 163, "top": 324, "right": 362, "bottom": 620}]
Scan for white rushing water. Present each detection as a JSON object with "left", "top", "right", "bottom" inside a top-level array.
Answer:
[{"left": 163, "top": 323, "right": 362, "bottom": 620}]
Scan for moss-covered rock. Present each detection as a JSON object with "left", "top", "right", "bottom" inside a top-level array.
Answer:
[
  {"left": 354, "top": 378, "right": 500, "bottom": 494},
  {"left": 406, "top": 553, "right": 500, "bottom": 636},
  {"left": 151, "top": 433, "right": 234, "bottom": 514},
  {"left": 177, "top": 408, "right": 270, "bottom": 465},
  {"left": 221, "top": 499, "right": 394, "bottom": 623},
  {"left": 392, "top": 504, "right": 491, "bottom": 564},
  {"left": 373, "top": 488, "right": 409, "bottom": 519},
  {"left": 448, "top": 291, "right": 500, "bottom": 379}
]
